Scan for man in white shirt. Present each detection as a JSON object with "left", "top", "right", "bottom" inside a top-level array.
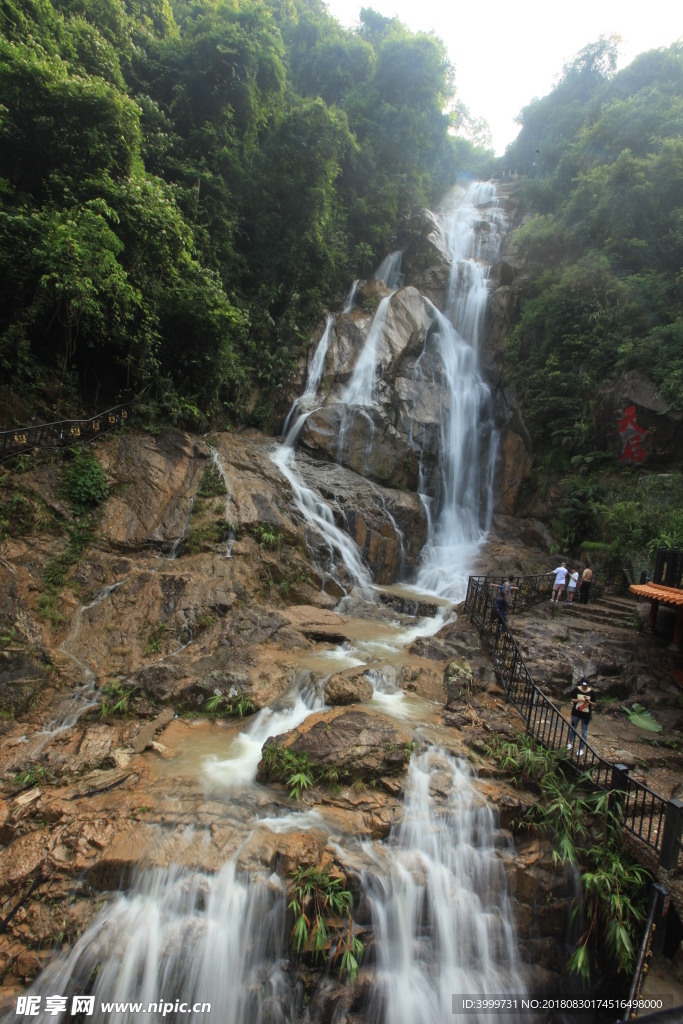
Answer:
[{"left": 549, "top": 563, "right": 568, "bottom": 603}]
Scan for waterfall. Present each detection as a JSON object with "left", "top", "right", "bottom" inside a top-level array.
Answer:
[
  {"left": 374, "top": 250, "right": 404, "bottom": 290},
  {"left": 343, "top": 279, "right": 360, "bottom": 313},
  {"left": 22, "top": 751, "right": 522, "bottom": 1024},
  {"left": 282, "top": 315, "right": 333, "bottom": 437},
  {"left": 26, "top": 863, "right": 293, "bottom": 1024},
  {"left": 365, "top": 750, "right": 523, "bottom": 1024},
  {"left": 415, "top": 183, "right": 504, "bottom": 600},
  {"left": 271, "top": 426, "right": 374, "bottom": 596},
  {"left": 343, "top": 295, "right": 392, "bottom": 408},
  {"left": 210, "top": 448, "right": 235, "bottom": 558}
]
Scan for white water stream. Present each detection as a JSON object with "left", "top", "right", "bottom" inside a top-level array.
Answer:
[
  {"left": 364, "top": 750, "right": 523, "bottom": 1024},
  {"left": 209, "top": 448, "right": 235, "bottom": 558},
  {"left": 27, "top": 747, "right": 522, "bottom": 1024},
  {"left": 28, "top": 862, "right": 292, "bottom": 1024},
  {"left": 415, "top": 182, "right": 504, "bottom": 601},
  {"left": 203, "top": 672, "right": 325, "bottom": 790}
]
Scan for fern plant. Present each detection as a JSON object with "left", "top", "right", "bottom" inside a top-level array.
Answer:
[{"left": 288, "top": 866, "right": 362, "bottom": 981}]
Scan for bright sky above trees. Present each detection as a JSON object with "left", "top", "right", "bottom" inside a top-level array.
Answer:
[{"left": 326, "top": 0, "right": 682, "bottom": 152}]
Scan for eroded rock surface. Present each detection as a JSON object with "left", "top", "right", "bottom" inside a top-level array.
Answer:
[
  {"left": 324, "top": 670, "right": 374, "bottom": 705},
  {"left": 259, "top": 709, "right": 412, "bottom": 783}
]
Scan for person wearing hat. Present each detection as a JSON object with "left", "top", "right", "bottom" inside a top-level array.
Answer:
[{"left": 567, "top": 677, "right": 595, "bottom": 756}]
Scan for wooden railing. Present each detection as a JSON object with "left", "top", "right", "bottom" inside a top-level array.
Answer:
[
  {"left": 465, "top": 574, "right": 681, "bottom": 868},
  {"left": 0, "top": 403, "right": 131, "bottom": 461}
]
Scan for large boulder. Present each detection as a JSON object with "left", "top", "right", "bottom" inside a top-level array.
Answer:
[
  {"left": 325, "top": 671, "right": 373, "bottom": 705},
  {"left": 597, "top": 371, "right": 683, "bottom": 465},
  {"left": 301, "top": 404, "right": 420, "bottom": 490},
  {"left": 400, "top": 209, "right": 451, "bottom": 310},
  {"left": 299, "top": 287, "right": 438, "bottom": 491},
  {"left": 258, "top": 710, "right": 411, "bottom": 783}
]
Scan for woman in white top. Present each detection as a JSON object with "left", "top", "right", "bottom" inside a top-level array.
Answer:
[
  {"left": 567, "top": 569, "right": 579, "bottom": 604},
  {"left": 549, "top": 563, "right": 568, "bottom": 603}
]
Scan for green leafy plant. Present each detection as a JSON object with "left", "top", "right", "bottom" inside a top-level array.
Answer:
[
  {"left": 622, "top": 703, "right": 662, "bottom": 732},
  {"left": 60, "top": 450, "right": 109, "bottom": 510},
  {"left": 198, "top": 463, "right": 227, "bottom": 498},
  {"left": 143, "top": 623, "right": 168, "bottom": 656},
  {"left": 488, "top": 735, "right": 649, "bottom": 985},
  {"left": 183, "top": 521, "right": 224, "bottom": 554},
  {"left": 254, "top": 522, "right": 283, "bottom": 550},
  {"left": 195, "top": 613, "right": 215, "bottom": 633},
  {"left": 100, "top": 681, "right": 137, "bottom": 717},
  {"left": 10, "top": 766, "right": 55, "bottom": 792},
  {"left": 204, "top": 693, "right": 255, "bottom": 717},
  {"left": 262, "top": 746, "right": 315, "bottom": 799},
  {"left": 288, "top": 866, "right": 362, "bottom": 981},
  {"left": 567, "top": 791, "right": 649, "bottom": 983}
]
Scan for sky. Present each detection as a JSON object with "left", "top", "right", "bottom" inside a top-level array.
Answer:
[{"left": 325, "top": 0, "right": 683, "bottom": 154}]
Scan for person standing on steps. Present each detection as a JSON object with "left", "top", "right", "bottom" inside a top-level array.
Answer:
[
  {"left": 549, "top": 563, "right": 568, "bottom": 603},
  {"left": 567, "top": 568, "right": 579, "bottom": 604},
  {"left": 579, "top": 565, "right": 593, "bottom": 604},
  {"left": 495, "top": 575, "right": 517, "bottom": 623},
  {"left": 567, "top": 677, "right": 595, "bottom": 756}
]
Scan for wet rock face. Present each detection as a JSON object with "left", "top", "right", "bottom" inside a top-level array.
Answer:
[
  {"left": 258, "top": 709, "right": 412, "bottom": 783},
  {"left": 299, "top": 286, "right": 447, "bottom": 494},
  {"left": 295, "top": 454, "right": 428, "bottom": 584},
  {"left": 96, "top": 429, "right": 206, "bottom": 551}
]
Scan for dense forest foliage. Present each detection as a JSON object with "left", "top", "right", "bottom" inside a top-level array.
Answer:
[
  {"left": 0, "top": 0, "right": 487, "bottom": 425},
  {"left": 501, "top": 38, "right": 683, "bottom": 559},
  {"left": 503, "top": 38, "right": 683, "bottom": 459}
]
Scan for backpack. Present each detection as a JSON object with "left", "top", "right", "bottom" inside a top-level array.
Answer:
[{"left": 499, "top": 582, "right": 505, "bottom": 597}]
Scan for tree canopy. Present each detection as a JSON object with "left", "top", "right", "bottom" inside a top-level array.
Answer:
[
  {"left": 502, "top": 39, "right": 683, "bottom": 464},
  {"left": 0, "top": 0, "right": 488, "bottom": 425}
]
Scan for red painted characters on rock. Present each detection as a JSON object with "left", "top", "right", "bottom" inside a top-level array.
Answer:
[{"left": 617, "top": 404, "right": 647, "bottom": 463}]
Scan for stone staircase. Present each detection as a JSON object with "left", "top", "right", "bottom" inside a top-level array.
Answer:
[{"left": 546, "top": 592, "right": 641, "bottom": 632}]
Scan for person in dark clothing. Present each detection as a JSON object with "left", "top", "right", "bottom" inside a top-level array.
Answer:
[
  {"left": 495, "top": 575, "right": 516, "bottom": 623},
  {"left": 567, "top": 677, "right": 595, "bottom": 755}
]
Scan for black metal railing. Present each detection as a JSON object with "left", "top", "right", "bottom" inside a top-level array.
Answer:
[
  {"left": 465, "top": 574, "right": 678, "bottom": 866},
  {"left": 0, "top": 403, "right": 131, "bottom": 461},
  {"left": 465, "top": 568, "right": 633, "bottom": 616}
]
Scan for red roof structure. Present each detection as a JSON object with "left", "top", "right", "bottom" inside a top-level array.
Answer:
[{"left": 630, "top": 582, "right": 683, "bottom": 607}]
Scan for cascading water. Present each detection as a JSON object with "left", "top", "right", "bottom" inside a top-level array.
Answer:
[
  {"left": 203, "top": 671, "right": 326, "bottom": 790},
  {"left": 342, "top": 251, "right": 403, "bottom": 409},
  {"left": 342, "top": 295, "right": 392, "bottom": 408},
  {"left": 271, "top": 420, "right": 373, "bottom": 596},
  {"left": 365, "top": 750, "right": 523, "bottom": 1023},
  {"left": 28, "top": 748, "right": 523, "bottom": 1023},
  {"left": 374, "top": 250, "right": 404, "bottom": 291},
  {"left": 27, "top": 863, "right": 293, "bottom": 1024},
  {"left": 343, "top": 279, "right": 360, "bottom": 313},
  {"left": 282, "top": 315, "right": 334, "bottom": 437},
  {"left": 415, "top": 182, "right": 504, "bottom": 600}
]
